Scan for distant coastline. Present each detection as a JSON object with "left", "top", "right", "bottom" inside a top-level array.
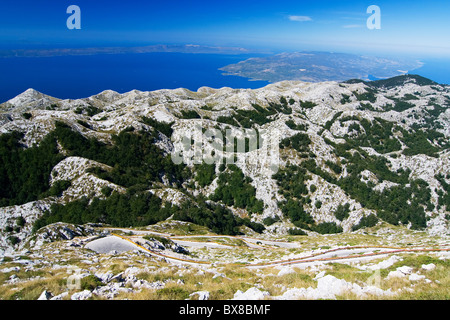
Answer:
[{"left": 0, "top": 44, "right": 257, "bottom": 58}]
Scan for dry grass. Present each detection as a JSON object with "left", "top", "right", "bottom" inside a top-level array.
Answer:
[
  {"left": 0, "top": 269, "right": 70, "bottom": 300},
  {"left": 0, "top": 223, "right": 448, "bottom": 300},
  {"left": 381, "top": 254, "right": 450, "bottom": 300},
  {"left": 259, "top": 267, "right": 316, "bottom": 296},
  {"left": 116, "top": 264, "right": 258, "bottom": 300}
]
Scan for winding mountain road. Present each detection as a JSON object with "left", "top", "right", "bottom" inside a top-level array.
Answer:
[{"left": 89, "top": 230, "right": 450, "bottom": 269}]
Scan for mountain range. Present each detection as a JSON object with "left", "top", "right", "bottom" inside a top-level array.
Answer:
[{"left": 0, "top": 74, "right": 449, "bottom": 256}]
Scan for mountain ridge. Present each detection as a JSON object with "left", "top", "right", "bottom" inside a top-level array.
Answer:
[{"left": 344, "top": 74, "right": 440, "bottom": 89}]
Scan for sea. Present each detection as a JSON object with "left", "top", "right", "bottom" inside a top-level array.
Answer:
[
  {"left": 409, "top": 58, "right": 450, "bottom": 86},
  {"left": 0, "top": 52, "right": 270, "bottom": 103},
  {"left": 0, "top": 52, "right": 449, "bottom": 103}
]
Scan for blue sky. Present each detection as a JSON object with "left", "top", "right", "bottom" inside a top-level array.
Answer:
[{"left": 1, "top": 0, "right": 449, "bottom": 58}]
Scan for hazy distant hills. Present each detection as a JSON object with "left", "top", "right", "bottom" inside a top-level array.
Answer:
[{"left": 220, "top": 51, "right": 424, "bottom": 83}]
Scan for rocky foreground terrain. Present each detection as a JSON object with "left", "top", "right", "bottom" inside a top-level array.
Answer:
[{"left": 0, "top": 74, "right": 449, "bottom": 300}]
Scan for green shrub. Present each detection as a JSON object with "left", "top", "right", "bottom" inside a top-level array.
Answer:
[
  {"left": 285, "top": 120, "right": 308, "bottom": 131},
  {"left": 16, "top": 216, "right": 26, "bottom": 227},
  {"left": 141, "top": 116, "right": 174, "bottom": 137},
  {"left": 195, "top": 163, "right": 216, "bottom": 187},
  {"left": 80, "top": 275, "right": 103, "bottom": 291},
  {"left": 281, "top": 199, "right": 314, "bottom": 228},
  {"left": 22, "top": 112, "right": 32, "bottom": 120},
  {"left": 334, "top": 203, "right": 350, "bottom": 221},
  {"left": 340, "top": 94, "right": 351, "bottom": 104},
  {"left": 280, "top": 133, "right": 311, "bottom": 153},
  {"left": 400, "top": 128, "right": 439, "bottom": 157},
  {"left": 76, "top": 120, "right": 91, "bottom": 129},
  {"left": 352, "top": 214, "right": 379, "bottom": 231},
  {"left": 216, "top": 116, "right": 239, "bottom": 127},
  {"left": 288, "top": 228, "right": 307, "bottom": 236},
  {"left": 313, "top": 222, "right": 343, "bottom": 234},
  {"left": 179, "top": 110, "right": 201, "bottom": 119},
  {"left": 263, "top": 216, "right": 280, "bottom": 226},
  {"left": 326, "top": 160, "right": 342, "bottom": 174},
  {"left": 101, "top": 186, "right": 113, "bottom": 197},
  {"left": 210, "top": 165, "right": 264, "bottom": 214},
  {"left": 8, "top": 236, "right": 20, "bottom": 245},
  {"left": 353, "top": 89, "right": 377, "bottom": 103},
  {"left": 393, "top": 100, "right": 415, "bottom": 112},
  {"left": 44, "top": 180, "right": 72, "bottom": 197},
  {"left": 346, "top": 118, "right": 402, "bottom": 154},
  {"left": 324, "top": 111, "right": 343, "bottom": 130},
  {"left": 300, "top": 101, "right": 317, "bottom": 109}
]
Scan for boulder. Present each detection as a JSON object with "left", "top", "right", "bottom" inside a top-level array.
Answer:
[
  {"left": 37, "top": 290, "right": 52, "bottom": 300},
  {"left": 397, "top": 266, "right": 413, "bottom": 275},
  {"left": 189, "top": 291, "right": 210, "bottom": 300},
  {"left": 421, "top": 263, "right": 436, "bottom": 271},
  {"left": 71, "top": 290, "right": 93, "bottom": 300},
  {"left": 277, "top": 266, "right": 296, "bottom": 276},
  {"left": 409, "top": 273, "right": 426, "bottom": 281},
  {"left": 232, "top": 287, "right": 270, "bottom": 300}
]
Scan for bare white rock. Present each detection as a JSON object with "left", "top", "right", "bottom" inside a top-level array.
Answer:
[
  {"left": 421, "top": 263, "right": 436, "bottom": 271},
  {"left": 71, "top": 290, "right": 93, "bottom": 300},
  {"left": 232, "top": 287, "right": 270, "bottom": 300}
]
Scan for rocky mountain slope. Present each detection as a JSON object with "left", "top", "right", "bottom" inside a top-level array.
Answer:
[{"left": 0, "top": 74, "right": 449, "bottom": 256}]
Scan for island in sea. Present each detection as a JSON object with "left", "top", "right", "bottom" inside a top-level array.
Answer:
[{"left": 219, "top": 51, "right": 424, "bottom": 83}]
